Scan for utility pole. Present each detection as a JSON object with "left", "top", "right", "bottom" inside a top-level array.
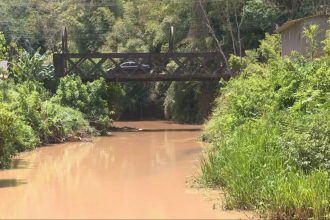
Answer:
[{"left": 61, "top": 27, "right": 68, "bottom": 73}]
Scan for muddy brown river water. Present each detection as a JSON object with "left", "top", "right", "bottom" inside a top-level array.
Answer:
[{"left": 0, "top": 121, "right": 252, "bottom": 219}]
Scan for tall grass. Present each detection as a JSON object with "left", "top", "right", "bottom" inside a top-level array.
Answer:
[
  {"left": 201, "top": 34, "right": 330, "bottom": 219},
  {"left": 202, "top": 121, "right": 330, "bottom": 219}
]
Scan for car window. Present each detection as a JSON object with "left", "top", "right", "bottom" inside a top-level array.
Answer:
[{"left": 121, "top": 61, "right": 139, "bottom": 67}]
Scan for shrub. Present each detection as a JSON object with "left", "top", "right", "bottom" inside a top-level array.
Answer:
[
  {"left": 202, "top": 120, "right": 330, "bottom": 219},
  {"left": 0, "top": 35, "right": 93, "bottom": 168},
  {"left": 10, "top": 50, "right": 54, "bottom": 83},
  {"left": 164, "top": 82, "right": 200, "bottom": 123},
  {"left": 6, "top": 81, "right": 49, "bottom": 143},
  {"left": 41, "top": 101, "right": 91, "bottom": 143},
  {"left": 4, "top": 80, "right": 91, "bottom": 145},
  {"left": 164, "top": 81, "right": 218, "bottom": 124},
  {"left": 53, "top": 76, "right": 120, "bottom": 134},
  {"left": 278, "top": 111, "right": 330, "bottom": 174},
  {"left": 0, "top": 104, "right": 38, "bottom": 168},
  {"left": 202, "top": 34, "right": 330, "bottom": 218}
]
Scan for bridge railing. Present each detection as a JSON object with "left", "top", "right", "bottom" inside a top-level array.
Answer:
[{"left": 53, "top": 52, "right": 228, "bottom": 82}]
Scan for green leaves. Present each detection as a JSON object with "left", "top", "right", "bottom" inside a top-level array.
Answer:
[
  {"left": 0, "top": 104, "right": 38, "bottom": 168},
  {"left": 203, "top": 34, "right": 330, "bottom": 218},
  {"left": 53, "top": 76, "right": 122, "bottom": 134},
  {"left": 3, "top": 80, "right": 90, "bottom": 145},
  {"left": 41, "top": 101, "right": 90, "bottom": 143},
  {"left": 323, "top": 21, "right": 330, "bottom": 55},
  {"left": 258, "top": 33, "right": 281, "bottom": 60},
  {"left": 75, "top": 7, "right": 115, "bottom": 53},
  {"left": 164, "top": 81, "right": 217, "bottom": 124},
  {"left": 10, "top": 50, "right": 54, "bottom": 83},
  {"left": 0, "top": 32, "right": 8, "bottom": 60},
  {"left": 304, "top": 24, "right": 319, "bottom": 59}
]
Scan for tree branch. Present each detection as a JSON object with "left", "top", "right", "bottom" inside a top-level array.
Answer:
[{"left": 198, "top": 0, "right": 228, "bottom": 66}]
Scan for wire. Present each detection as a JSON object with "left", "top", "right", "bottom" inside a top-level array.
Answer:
[
  {"left": 3, "top": 1, "right": 330, "bottom": 7},
  {"left": 1, "top": 0, "right": 326, "bottom": 44},
  {"left": 0, "top": 0, "right": 227, "bottom": 7}
]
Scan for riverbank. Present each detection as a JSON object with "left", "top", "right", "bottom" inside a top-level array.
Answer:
[{"left": 202, "top": 34, "right": 330, "bottom": 219}]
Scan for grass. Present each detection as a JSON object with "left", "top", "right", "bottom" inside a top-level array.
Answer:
[
  {"left": 201, "top": 120, "right": 330, "bottom": 219},
  {"left": 200, "top": 34, "right": 330, "bottom": 219}
]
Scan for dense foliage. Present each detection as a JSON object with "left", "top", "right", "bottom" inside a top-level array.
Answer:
[
  {"left": 202, "top": 33, "right": 330, "bottom": 219},
  {"left": 0, "top": 79, "right": 92, "bottom": 168},
  {"left": 2, "top": 0, "right": 323, "bottom": 123},
  {"left": 53, "top": 76, "right": 124, "bottom": 134},
  {"left": 0, "top": 34, "right": 108, "bottom": 168},
  {"left": 0, "top": 104, "right": 37, "bottom": 168},
  {"left": 164, "top": 82, "right": 218, "bottom": 123}
]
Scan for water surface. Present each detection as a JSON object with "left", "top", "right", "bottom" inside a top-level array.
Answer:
[{"left": 0, "top": 121, "right": 251, "bottom": 219}]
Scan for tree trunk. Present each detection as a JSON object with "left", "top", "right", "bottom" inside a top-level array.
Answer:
[
  {"left": 226, "top": 2, "right": 237, "bottom": 55},
  {"left": 198, "top": 0, "right": 228, "bottom": 66},
  {"left": 235, "top": 7, "right": 245, "bottom": 61}
]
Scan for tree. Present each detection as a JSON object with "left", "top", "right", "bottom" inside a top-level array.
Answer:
[
  {"left": 198, "top": 0, "right": 228, "bottom": 65},
  {"left": 75, "top": 7, "right": 115, "bottom": 53},
  {"left": 304, "top": 24, "right": 319, "bottom": 58}
]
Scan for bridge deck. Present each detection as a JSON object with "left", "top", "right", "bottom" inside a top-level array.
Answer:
[
  {"left": 53, "top": 52, "right": 228, "bottom": 82},
  {"left": 82, "top": 73, "right": 222, "bottom": 82}
]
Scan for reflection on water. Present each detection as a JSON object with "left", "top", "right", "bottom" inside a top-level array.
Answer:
[
  {"left": 0, "top": 121, "right": 250, "bottom": 219},
  {"left": 0, "top": 179, "right": 27, "bottom": 188},
  {"left": 10, "top": 159, "right": 30, "bottom": 170}
]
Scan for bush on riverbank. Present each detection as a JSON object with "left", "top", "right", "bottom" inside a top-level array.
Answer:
[
  {"left": 40, "top": 101, "right": 91, "bottom": 143},
  {"left": 0, "top": 33, "right": 93, "bottom": 168},
  {"left": 0, "top": 104, "right": 38, "bottom": 168},
  {"left": 202, "top": 33, "right": 330, "bottom": 219},
  {"left": 53, "top": 76, "right": 124, "bottom": 134},
  {"left": 7, "top": 68, "right": 92, "bottom": 144},
  {"left": 0, "top": 90, "right": 91, "bottom": 168}
]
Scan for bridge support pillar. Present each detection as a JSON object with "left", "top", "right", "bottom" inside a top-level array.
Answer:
[
  {"left": 53, "top": 27, "right": 69, "bottom": 77},
  {"left": 53, "top": 54, "right": 66, "bottom": 77}
]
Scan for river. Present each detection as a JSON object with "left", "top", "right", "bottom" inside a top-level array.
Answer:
[{"left": 0, "top": 121, "right": 252, "bottom": 219}]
